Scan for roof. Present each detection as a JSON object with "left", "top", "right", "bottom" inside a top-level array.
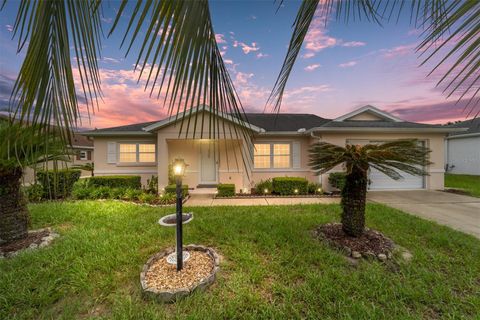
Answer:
[
  {"left": 71, "top": 133, "right": 94, "bottom": 148},
  {"left": 83, "top": 105, "right": 467, "bottom": 136},
  {"left": 447, "top": 118, "right": 480, "bottom": 138}
]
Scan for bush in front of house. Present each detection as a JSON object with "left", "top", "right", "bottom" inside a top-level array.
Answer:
[
  {"left": 254, "top": 179, "right": 273, "bottom": 194},
  {"left": 217, "top": 184, "right": 235, "bottom": 197},
  {"left": 86, "top": 175, "right": 142, "bottom": 189},
  {"left": 308, "top": 182, "right": 323, "bottom": 195},
  {"left": 164, "top": 184, "right": 189, "bottom": 197},
  {"left": 22, "top": 184, "right": 44, "bottom": 202},
  {"left": 272, "top": 177, "right": 308, "bottom": 195},
  {"left": 36, "top": 169, "right": 82, "bottom": 199},
  {"left": 328, "top": 172, "right": 346, "bottom": 190}
]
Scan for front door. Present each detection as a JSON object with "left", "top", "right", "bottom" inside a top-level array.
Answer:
[{"left": 200, "top": 142, "right": 217, "bottom": 184}]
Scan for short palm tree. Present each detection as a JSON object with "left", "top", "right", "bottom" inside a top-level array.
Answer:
[
  {"left": 0, "top": 122, "right": 66, "bottom": 244},
  {"left": 309, "top": 140, "right": 431, "bottom": 237}
]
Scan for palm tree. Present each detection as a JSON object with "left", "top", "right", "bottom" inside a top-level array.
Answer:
[
  {"left": 72, "top": 162, "right": 94, "bottom": 177},
  {"left": 1, "top": 0, "right": 478, "bottom": 242},
  {"left": 309, "top": 140, "right": 431, "bottom": 237},
  {"left": 0, "top": 121, "right": 66, "bottom": 244}
]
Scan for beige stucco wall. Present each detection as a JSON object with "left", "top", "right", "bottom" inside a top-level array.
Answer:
[
  {"left": 93, "top": 136, "right": 157, "bottom": 185},
  {"left": 345, "top": 112, "right": 384, "bottom": 121},
  {"left": 317, "top": 132, "right": 446, "bottom": 191}
]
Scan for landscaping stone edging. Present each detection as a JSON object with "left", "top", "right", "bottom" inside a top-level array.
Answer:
[
  {"left": 0, "top": 228, "right": 59, "bottom": 258},
  {"left": 140, "top": 244, "right": 220, "bottom": 303},
  {"left": 214, "top": 194, "right": 339, "bottom": 199}
]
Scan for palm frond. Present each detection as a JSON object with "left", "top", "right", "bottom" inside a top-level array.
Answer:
[{"left": 6, "top": 0, "right": 102, "bottom": 156}]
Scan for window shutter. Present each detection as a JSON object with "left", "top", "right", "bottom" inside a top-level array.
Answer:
[
  {"left": 292, "top": 141, "right": 301, "bottom": 169},
  {"left": 76, "top": 151, "right": 81, "bottom": 161},
  {"left": 107, "top": 142, "right": 117, "bottom": 164},
  {"left": 87, "top": 150, "right": 92, "bottom": 160}
]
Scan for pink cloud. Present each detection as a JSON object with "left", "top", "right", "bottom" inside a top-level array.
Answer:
[
  {"left": 382, "top": 43, "right": 417, "bottom": 58},
  {"left": 304, "top": 64, "right": 321, "bottom": 71},
  {"left": 339, "top": 61, "right": 357, "bottom": 68},
  {"left": 256, "top": 53, "right": 269, "bottom": 59},
  {"left": 233, "top": 41, "right": 260, "bottom": 54},
  {"left": 215, "top": 34, "right": 226, "bottom": 44},
  {"left": 302, "top": 52, "right": 315, "bottom": 59},
  {"left": 342, "top": 41, "right": 366, "bottom": 47},
  {"left": 235, "top": 72, "right": 254, "bottom": 85}
]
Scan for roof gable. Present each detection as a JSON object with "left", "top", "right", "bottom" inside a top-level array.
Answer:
[{"left": 334, "top": 105, "right": 403, "bottom": 122}]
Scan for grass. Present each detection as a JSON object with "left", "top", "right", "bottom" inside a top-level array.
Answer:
[
  {"left": 445, "top": 173, "right": 480, "bottom": 197},
  {"left": 1, "top": 201, "right": 479, "bottom": 319}
]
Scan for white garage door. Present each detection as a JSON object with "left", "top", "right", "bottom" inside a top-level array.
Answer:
[{"left": 368, "top": 168, "right": 424, "bottom": 190}]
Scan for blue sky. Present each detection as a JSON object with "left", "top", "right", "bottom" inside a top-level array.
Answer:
[{"left": 0, "top": 1, "right": 472, "bottom": 129}]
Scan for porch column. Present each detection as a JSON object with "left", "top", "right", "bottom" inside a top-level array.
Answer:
[{"left": 157, "top": 135, "right": 169, "bottom": 190}]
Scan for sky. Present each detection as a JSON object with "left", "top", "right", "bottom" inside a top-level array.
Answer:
[{"left": 0, "top": 1, "right": 475, "bottom": 129}]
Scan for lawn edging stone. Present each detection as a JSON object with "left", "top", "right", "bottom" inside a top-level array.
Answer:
[
  {"left": 0, "top": 227, "right": 59, "bottom": 258},
  {"left": 140, "top": 244, "right": 220, "bottom": 303}
]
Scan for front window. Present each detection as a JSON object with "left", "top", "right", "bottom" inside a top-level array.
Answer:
[
  {"left": 254, "top": 143, "right": 291, "bottom": 169},
  {"left": 119, "top": 143, "right": 156, "bottom": 163},
  {"left": 79, "top": 150, "right": 87, "bottom": 160}
]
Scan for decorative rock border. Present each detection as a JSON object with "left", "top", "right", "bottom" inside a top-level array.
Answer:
[
  {"left": 0, "top": 228, "right": 59, "bottom": 258},
  {"left": 140, "top": 244, "right": 220, "bottom": 303},
  {"left": 214, "top": 194, "right": 339, "bottom": 199}
]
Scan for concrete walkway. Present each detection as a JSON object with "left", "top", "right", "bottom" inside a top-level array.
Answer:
[
  {"left": 184, "top": 193, "right": 340, "bottom": 207},
  {"left": 368, "top": 190, "right": 480, "bottom": 239}
]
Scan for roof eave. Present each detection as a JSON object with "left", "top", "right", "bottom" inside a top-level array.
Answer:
[
  {"left": 446, "top": 132, "right": 480, "bottom": 139},
  {"left": 307, "top": 127, "right": 467, "bottom": 133},
  {"left": 82, "top": 131, "right": 154, "bottom": 137}
]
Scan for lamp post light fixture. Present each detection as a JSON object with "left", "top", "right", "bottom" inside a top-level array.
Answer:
[
  {"left": 294, "top": 188, "right": 299, "bottom": 194},
  {"left": 173, "top": 159, "right": 186, "bottom": 271}
]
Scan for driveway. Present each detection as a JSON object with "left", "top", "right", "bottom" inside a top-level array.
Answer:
[{"left": 368, "top": 190, "right": 480, "bottom": 238}]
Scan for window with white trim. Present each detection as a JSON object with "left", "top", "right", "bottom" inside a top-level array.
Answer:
[
  {"left": 253, "top": 143, "right": 291, "bottom": 169},
  {"left": 119, "top": 143, "right": 156, "bottom": 163},
  {"left": 79, "top": 150, "right": 87, "bottom": 160}
]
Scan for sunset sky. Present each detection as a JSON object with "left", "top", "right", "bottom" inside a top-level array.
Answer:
[{"left": 0, "top": 1, "right": 474, "bottom": 129}]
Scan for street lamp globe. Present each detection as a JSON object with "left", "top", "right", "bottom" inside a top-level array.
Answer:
[{"left": 173, "top": 159, "right": 186, "bottom": 176}]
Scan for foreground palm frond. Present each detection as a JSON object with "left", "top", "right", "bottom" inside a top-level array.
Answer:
[
  {"left": 309, "top": 139, "right": 431, "bottom": 236},
  {"left": 269, "top": 0, "right": 479, "bottom": 116}
]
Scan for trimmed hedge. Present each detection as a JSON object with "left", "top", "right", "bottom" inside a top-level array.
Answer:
[
  {"left": 328, "top": 172, "right": 346, "bottom": 190},
  {"left": 217, "top": 184, "right": 235, "bottom": 197},
  {"left": 272, "top": 177, "right": 308, "bottom": 195},
  {"left": 37, "top": 169, "right": 81, "bottom": 199},
  {"left": 86, "top": 175, "right": 141, "bottom": 189},
  {"left": 164, "top": 184, "right": 189, "bottom": 197},
  {"left": 308, "top": 182, "right": 323, "bottom": 194},
  {"left": 254, "top": 179, "right": 273, "bottom": 195}
]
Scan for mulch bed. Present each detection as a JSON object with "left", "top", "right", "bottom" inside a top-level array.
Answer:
[
  {"left": 0, "top": 229, "right": 50, "bottom": 253},
  {"left": 314, "top": 223, "right": 395, "bottom": 261},
  {"left": 443, "top": 188, "right": 471, "bottom": 196},
  {"left": 145, "top": 250, "right": 214, "bottom": 291}
]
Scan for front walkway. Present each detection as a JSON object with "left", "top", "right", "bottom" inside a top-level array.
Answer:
[
  {"left": 184, "top": 193, "right": 340, "bottom": 206},
  {"left": 368, "top": 190, "right": 480, "bottom": 239}
]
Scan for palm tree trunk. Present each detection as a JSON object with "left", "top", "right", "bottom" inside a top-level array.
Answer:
[
  {"left": 0, "top": 165, "right": 29, "bottom": 244},
  {"left": 341, "top": 166, "right": 368, "bottom": 237}
]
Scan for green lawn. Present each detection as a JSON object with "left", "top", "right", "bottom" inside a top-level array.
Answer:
[
  {"left": 1, "top": 201, "right": 479, "bottom": 319},
  {"left": 445, "top": 173, "right": 480, "bottom": 197}
]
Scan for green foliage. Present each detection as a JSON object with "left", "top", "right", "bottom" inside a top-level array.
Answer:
[
  {"left": 89, "top": 187, "right": 111, "bottom": 200},
  {"left": 217, "top": 184, "right": 235, "bottom": 197},
  {"left": 145, "top": 175, "right": 158, "bottom": 194},
  {"left": 328, "top": 172, "right": 346, "bottom": 190},
  {"left": 86, "top": 176, "right": 141, "bottom": 189},
  {"left": 109, "top": 188, "right": 126, "bottom": 200},
  {"left": 307, "top": 182, "right": 323, "bottom": 194},
  {"left": 159, "top": 192, "right": 175, "bottom": 204},
  {"left": 445, "top": 174, "right": 480, "bottom": 198},
  {"left": 22, "top": 184, "right": 44, "bottom": 202},
  {"left": 122, "top": 188, "right": 143, "bottom": 201},
  {"left": 254, "top": 179, "right": 273, "bottom": 195},
  {"left": 36, "top": 169, "right": 81, "bottom": 199},
  {"left": 164, "top": 184, "right": 189, "bottom": 197},
  {"left": 72, "top": 162, "right": 94, "bottom": 176},
  {"left": 272, "top": 177, "right": 308, "bottom": 195},
  {"left": 138, "top": 193, "right": 157, "bottom": 204},
  {"left": 72, "top": 184, "right": 93, "bottom": 200}
]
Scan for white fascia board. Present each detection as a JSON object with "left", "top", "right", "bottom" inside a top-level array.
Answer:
[
  {"left": 307, "top": 127, "right": 467, "bottom": 133},
  {"left": 83, "top": 131, "right": 154, "bottom": 137},
  {"left": 334, "top": 105, "right": 403, "bottom": 122},
  {"left": 445, "top": 132, "right": 480, "bottom": 139}
]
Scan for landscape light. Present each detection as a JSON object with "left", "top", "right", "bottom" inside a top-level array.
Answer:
[{"left": 264, "top": 188, "right": 268, "bottom": 194}]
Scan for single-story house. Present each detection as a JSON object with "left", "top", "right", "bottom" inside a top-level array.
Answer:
[
  {"left": 83, "top": 105, "right": 465, "bottom": 192},
  {"left": 445, "top": 118, "right": 480, "bottom": 175}
]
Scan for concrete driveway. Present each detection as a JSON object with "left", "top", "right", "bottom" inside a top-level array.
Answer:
[{"left": 368, "top": 190, "right": 480, "bottom": 238}]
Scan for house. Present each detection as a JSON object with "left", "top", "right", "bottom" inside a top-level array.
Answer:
[
  {"left": 23, "top": 133, "right": 94, "bottom": 184},
  {"left": 83, "top": 105, "right": 465, "bottom": 192},
  {"left": 445, "top": 118, "right": 480, "bottom": 175}
]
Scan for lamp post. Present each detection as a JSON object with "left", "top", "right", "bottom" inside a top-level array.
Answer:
[{"left": 173, "top": 159, "right": 186, "bottom": 271}]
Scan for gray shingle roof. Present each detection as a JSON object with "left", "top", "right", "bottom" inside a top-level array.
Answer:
[
  {"left": 448, "top": 118, "right": 480, "bottom": 136},
  {"left": 321, "top": 120, "right": 447, "bottom": 129},
  {"left": 241, "top": 113, "right": 330, "bottom": 131}
]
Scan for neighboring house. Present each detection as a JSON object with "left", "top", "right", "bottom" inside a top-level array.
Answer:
[
  {"left": 23, "top": 133, "right": 94, "bottom": 184},
  {"left": 83, "top": 105, "right": 465, "bottom": 192},
  {"left": 445, "top": 118, "right": 480, "bottom": 175}
]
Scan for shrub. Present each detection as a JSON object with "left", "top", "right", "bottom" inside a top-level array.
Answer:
[
  {"left": 328, "top": 172, "right": 346, "bottom": 190},
  {"left": 138, "top": 192, "right": 157, "bottom": 204},
  {"left": 145, "top": 175, "right": 158, "bottom": 194},
  {"left": 254, "top": 179, "right": 273, "bottom": 195},
  {"left": 86, "top": 175, "right": 141, "bottom": 189},
  {"left": 109, "top": 188, "right": 126, "bottom": 200},
  {"left": 308, "top": 182, "right": 323, "bottom": 194},
  {"left": 22, "top": 184, "right": 44, "bottom": 202},
  {"left": 164, "top": 184, "right": 189, "bottom": 197},
  {"left": 217, "top": 184, "right": 235, "bottom": 197},
  {"left": 123, "top": 188, "right": 142, "bottom": 201},
  {"left": 159, "top": 192, "right": 175, "bottom": 204},
  {"left": 89, "top": 187, "right": 111, "bottom": 200},
  {"left": 37, "top": 169, "right": 81, "bottom": 199},
  {"left": 272, "top": 177, "right": 308, "bottom": 195},
  {"left": 72, "top": 185, "right": 93, "bottom": 200}
]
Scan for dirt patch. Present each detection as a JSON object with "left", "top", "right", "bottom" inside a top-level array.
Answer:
[
  {"left": 145, "top": 250, "right": 214, "bottom": 291},
  {"left": 314, "top": 223, "right": 395, "bottom": 261},
  {"left": 0, "top": 229, "right": 49, "bottom": 253}
]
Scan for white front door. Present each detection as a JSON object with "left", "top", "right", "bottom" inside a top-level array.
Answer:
[{"left": 200, "top": 142, "right": 217, "bottom": 184}]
